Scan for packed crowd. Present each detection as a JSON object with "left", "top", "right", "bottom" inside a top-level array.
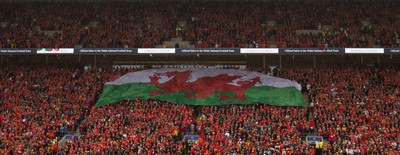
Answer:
[
  {"left": 1, "top": 0, "right": 399, "bottom": 48},
  {"left": 0, "top": 2, "right": 178, "bottom": 48},
  {"left": 192, "top": 105, "right": 311, "bottom": 154},
  {"left": 66, "top": 100, "right": 195, "bottom": 154},
  {"left": 280, "top": 66, "right": 400, "bottom": 154},
  {"left": 0, "top": 66, "right": 132, "bottom": 154},
  {"left": 0, "top": 4, "right": 87, "bottom": 48},
  {"left": 183, "top": 2, "right": 273, "bottom": 48},
  {"left": 82, "top": 3, "right": 178, "bottom": 48},
  {"left": 1, "top": 65, "right": 399, "bottom": 154},
  {"left": 62, "top": 102, "right": 312, "bottom": 154},
  {"left": 274, "top": 1, "right": 400, "bottom": 48}
]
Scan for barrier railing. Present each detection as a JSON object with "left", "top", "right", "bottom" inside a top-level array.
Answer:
[{"left": 0, "top": 48, "right": 399, "bottom": 54}]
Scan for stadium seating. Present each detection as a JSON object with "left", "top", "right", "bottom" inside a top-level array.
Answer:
[
  {"left": 0, "top": 0, "right": 399, "bottom": 154},
  {"left": 1, "top": 65, "right": 399, "bottom": 154},
  {"left": 0, "top": 1, "right": 399, "bottom": 48},
  {"left": 0, "top": 66, "right": 131, "bottom": 154}
]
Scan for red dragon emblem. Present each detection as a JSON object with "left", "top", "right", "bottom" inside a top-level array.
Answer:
[{"left": 149, "top": 71, "right": 261, "bottom": 101}]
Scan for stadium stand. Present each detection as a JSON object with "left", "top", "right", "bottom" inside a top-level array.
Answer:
[
  {"left": 1, "top": 65, "right": 399, "bottom": 154},
  {"left": 0, "top": 0, "right": 399, "bottom": 154},
  {"left": 0, "top": 0, "right": 399, "bottom": 48},
  {"left": 0, "top": 66, "right": 131, "bottom": 154}
]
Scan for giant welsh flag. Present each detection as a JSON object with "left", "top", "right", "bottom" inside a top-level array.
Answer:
[{"left": 95, "top": 68, "right": 305, "bottom": 107}]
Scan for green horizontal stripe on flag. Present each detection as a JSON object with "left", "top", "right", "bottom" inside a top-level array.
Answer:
[{"left": 95, "top": 83, "right": 306, "bottom": 107}]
